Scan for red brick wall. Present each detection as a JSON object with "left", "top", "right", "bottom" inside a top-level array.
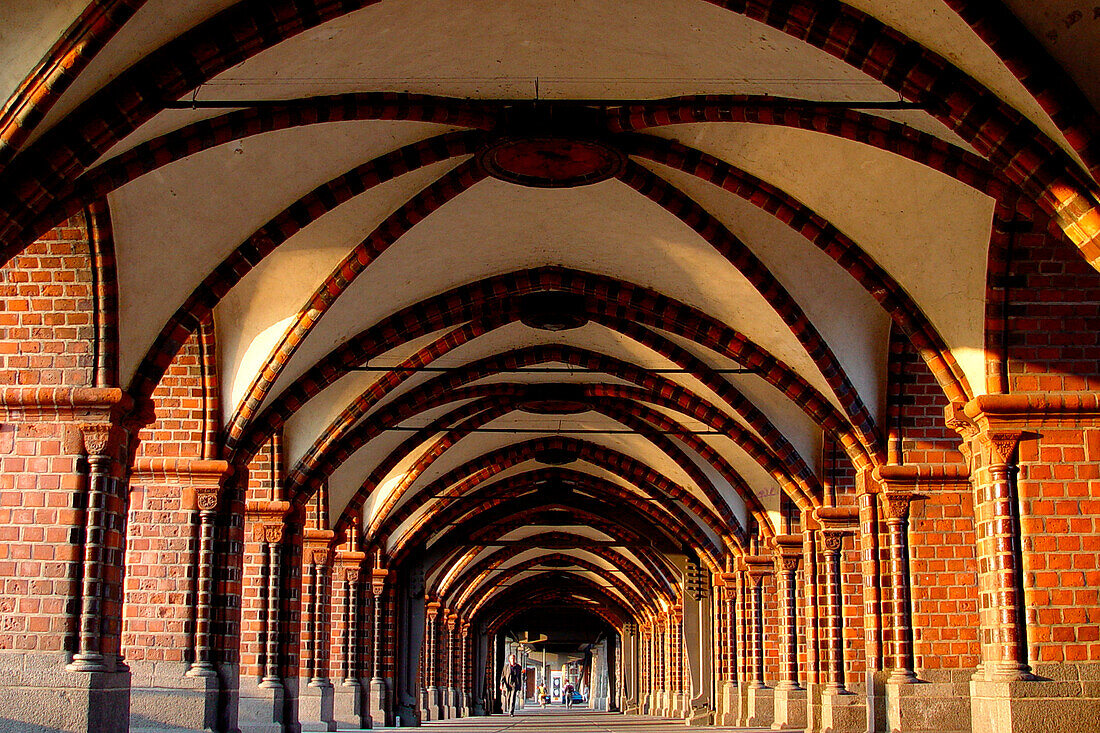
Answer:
[
  {"left": 759, "top": 573, "right": 780, "bottom": 684},
  {"left": 1004, "top": 217, "right": 1100, "bottom": 392},
  {"left": 908, "top": 484, "right": 980, "bottom": 672},
  {"left": 1018, "top": 426, "right": 1100, "bottom": 663},
  {"left": 0, "top": 215, "right": 95, "bottom": 388},
  {"left": 0, "top": 422, "right": 83, "bottom": 654},
  {"left": 122, "top": 480, "right": 196, "bottom": 664},
  {"left": 887, "top": 327, "right": 962, "bottom": 465},
  {"left": 134, "top": 331, "right": 205, "bottom": 460},
  {"left": 839, "top": 539, "right": 866, "bottom": 679}
]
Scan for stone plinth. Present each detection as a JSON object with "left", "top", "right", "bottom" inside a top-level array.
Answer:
[
  {"left": 746, "top": 686, "right": 774, "bottom": 727},
  {"left": 821, "top": 689, "right": 865, "bottom": 733},
  {"left": 886, "top": 670, "right": 970, "bottom": 733},
  {"left": 971, "top": 663, "right": 1100, "bottom": 733},
  {"left": 298, "top": 679, "right": 336, "bottom": 731},
  {"left": 238, "top": 678, "right": 286, "bottom": 733},
  {"left": 0, "top": 654, "right": 130, "bottom": 733},
  {"left": 772, "top": 686, "right": 807, "bottom": 730},
  {"left": 129, "top": 661, "right": 217, "bottom": 732},
  {"left": 333, "top": 679, "right": 366, "bottom": 729}
]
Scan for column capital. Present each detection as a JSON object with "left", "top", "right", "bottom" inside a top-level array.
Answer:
[
  {"left": 79, "top": 422, "right": 117, "bottom": 457},
  {"left": 336, "top": 548, "right": 366, "bottom": 573},
  {"left": 771, "top": 534, "right": 803, "bottom": 571},
  {"left": 742, "top": 554, "right": 773, "bottom": 583},
  {"left": 882, "top": 491, "right": 917, "bottom": 522},
  {"left": 370, "top": 567, "right": 390, "bottom": 597},
  {"left": 304, "top": 528, "right": 336, "bottom": 565},
  {"left": 713, "top": 571, "right": 739, "bottom": 588}
]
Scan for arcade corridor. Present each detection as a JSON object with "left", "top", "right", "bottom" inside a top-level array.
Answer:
[
  {"left": 408, "top": 709, "right": 771, "bottom": 732},
  {"left": 1, "top": 2, "right": 1099, "bottom": 733}
]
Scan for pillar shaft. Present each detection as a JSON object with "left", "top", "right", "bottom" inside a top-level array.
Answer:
[
  {"left": 749, "top": 574, "right": 766, "bottom": 689},
  {"left": 371, "top": 591, "right": 384, "bottom": 680},
  {"left": 69, "top": 426, "right": 114, "bottom": 672},
  {"left": 188, "top": 495, "right": 218, "bottom": 677},
  {"left": 343, "top": 569, "right": 359, "bottom": 684},
  {"left": 884, "top": 493, "right": 918, "bottom": 684},
  {"left": 260, "top": 532, "right": 283, "bottom": 687},
  {"left": 776, "top": 558, "right": 801, "bottom": 690},
  {"left": 821, "top": 532, "right": 847, "bottom": 694}
]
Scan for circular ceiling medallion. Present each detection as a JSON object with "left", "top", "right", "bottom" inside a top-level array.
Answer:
[
  {"left": 519, "top": 291, "right": 589, "bottom": 331},
  {"left": 478, "top": 137, "right": 626, "bottom": 188},
  {"left": 519, "top": 383, "right": 591, "bottom": 414},
  {"left": 535, "top": 447, "right": 579, "bottom": 466}
]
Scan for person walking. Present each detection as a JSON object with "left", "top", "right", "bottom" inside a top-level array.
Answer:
[
  {"left": 563, "top": 681, "right": 575, "bottom": 709},
  {"left": 499, "top": 653, "right": 524, "bottom": 716}
]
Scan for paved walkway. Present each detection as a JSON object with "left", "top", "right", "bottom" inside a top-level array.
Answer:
[{"left": 371, "top": 705, "right": 770, "bottom": 731}]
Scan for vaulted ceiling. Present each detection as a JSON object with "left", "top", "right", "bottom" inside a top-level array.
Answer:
[{"left": 3, "top": 0, "right": 1099, "bottom": 623}]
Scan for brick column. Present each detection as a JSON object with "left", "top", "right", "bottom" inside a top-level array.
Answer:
[
  {"left": 445, "top": 612, "right": 458, "bottom": 716},
  {"left": 188, "top": 484, "right": 220, "bottom": 678},
  {"left": 773, "top": 542, "right": 802, "bottom": 691},
  {"left": 946, "top": 403, "right": 1033, "bottom": 682},
  {"left": 258, "top": 523, "right": 284, "bottom": 689},
  {"left": 338, "top": 563, "right": 362, "bottom": 686},
  {"left": 743, "top": 555, "right": 774, "bottom": 728},
  {"left": 882, "top": 491, "right": 919, "bottom": 684},
  {"left": 772, "top": 537, "right": 807, "bottom": 730},
  {"left": 975, "top": 432, "right": 1032, "bottom": 682},
  {"left": 69, "top": 423, "right": 117, "bottom": 672},
  {"left": 747, "top": 571, "right": 767, "bottom": 690},
  {"left": 368, "top": 563, "right": 391, "bottom": 727},
  {"left": 299, "top": 532, "right": 336, "bottom": 731},
  {"left": 819, "top": 529, "right": 848, "bottom": 694},
  {"left": 424, "top": 599, "right": 442, "bottom": 719},
  {"left": 671, "top": 604, "right": 684, "bottom": 716},
  {"left": 332, "top": 550, "right": 366, "bottom": 729}
]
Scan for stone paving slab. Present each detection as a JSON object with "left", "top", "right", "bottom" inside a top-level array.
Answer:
[{"left": 362, "top": 706, "right": 770, "bottom": 732}]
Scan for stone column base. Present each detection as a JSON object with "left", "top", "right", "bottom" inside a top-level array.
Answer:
[
  {"left": 746, "top": 686, "right": 775, "bottom": 727},
  {"left": 718, "top": 681, "right": 738, "bottom": 725},
  {"left": 0, "top": 655, "right": 131, "bottom": 733},
  {"left": 804, "top": 682, "right": 824, "bottom": 733},
  {"left": 333, "top": 680, "right": 367, "bottom": 729},
  {"left": 368, "top": 677, "right": 392, "bottom": 727},
  {"left": 129, "top": 662, "right": 218, "bottom": 732},
  {"left": 299, "top": 680, "right": 337, "bottom": 731},
  {"left": 821, "top": 689, "right": 865, "bottom": 733},
  {"left": 423, "top": 685, "right": 443, "bottom": 720},
  {"left": 971, "top": 666, "right": 1100, "bottom": 733},
  {"left": 772, "top": 686, "right": 806, "bottom": 730},
  {"left": 238, "top": 679, "right": 286, "bottom": 733},
  {"left": 668, "top": 691, "right": 684, "bottom": 717},
  {"left": 886, "top": 671, "right": 970, "bottom": 733}
]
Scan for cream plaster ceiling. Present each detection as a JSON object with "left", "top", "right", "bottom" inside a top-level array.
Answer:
[{"left": 5, "top": 0, "right": 1095, "bottom": 568}]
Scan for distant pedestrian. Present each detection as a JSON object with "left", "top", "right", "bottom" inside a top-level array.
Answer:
[{"left": 499, "top": 654, "right": 523, "bottom": 716}]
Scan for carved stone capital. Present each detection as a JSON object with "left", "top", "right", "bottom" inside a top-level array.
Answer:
[
  {"left": 252, "top": 522, "right": 284, "bottom": 544},
  {"left": 309, "top": 548, "right": 332, "bottom": 566},
  {"left": 882, "top": 491, "right": 915, "bottom": 521},
  {"left": 344, "top": 567, "right": 360, "bottom": 583},
  {"left": 195, "top": 485, "right": 219, "bottom": 512},
  {"left": 982, "top": 430, "right": 1023, "bottom": 466},
  {"left": 370, "top": 567, "right": 389, "bottom": 597},
  {"left": 819, "top": 529, "right": 847, "bottom": 553},
  {"left": 80, "top": 422, "right": 116, "bottom": 457},
  {"left": 775, "top": 554, "right": 801, "bottom": 573}
]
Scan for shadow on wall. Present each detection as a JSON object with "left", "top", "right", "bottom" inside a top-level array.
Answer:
[{"left": 0, "top": 720, "right": 69, "bottom": 733}]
